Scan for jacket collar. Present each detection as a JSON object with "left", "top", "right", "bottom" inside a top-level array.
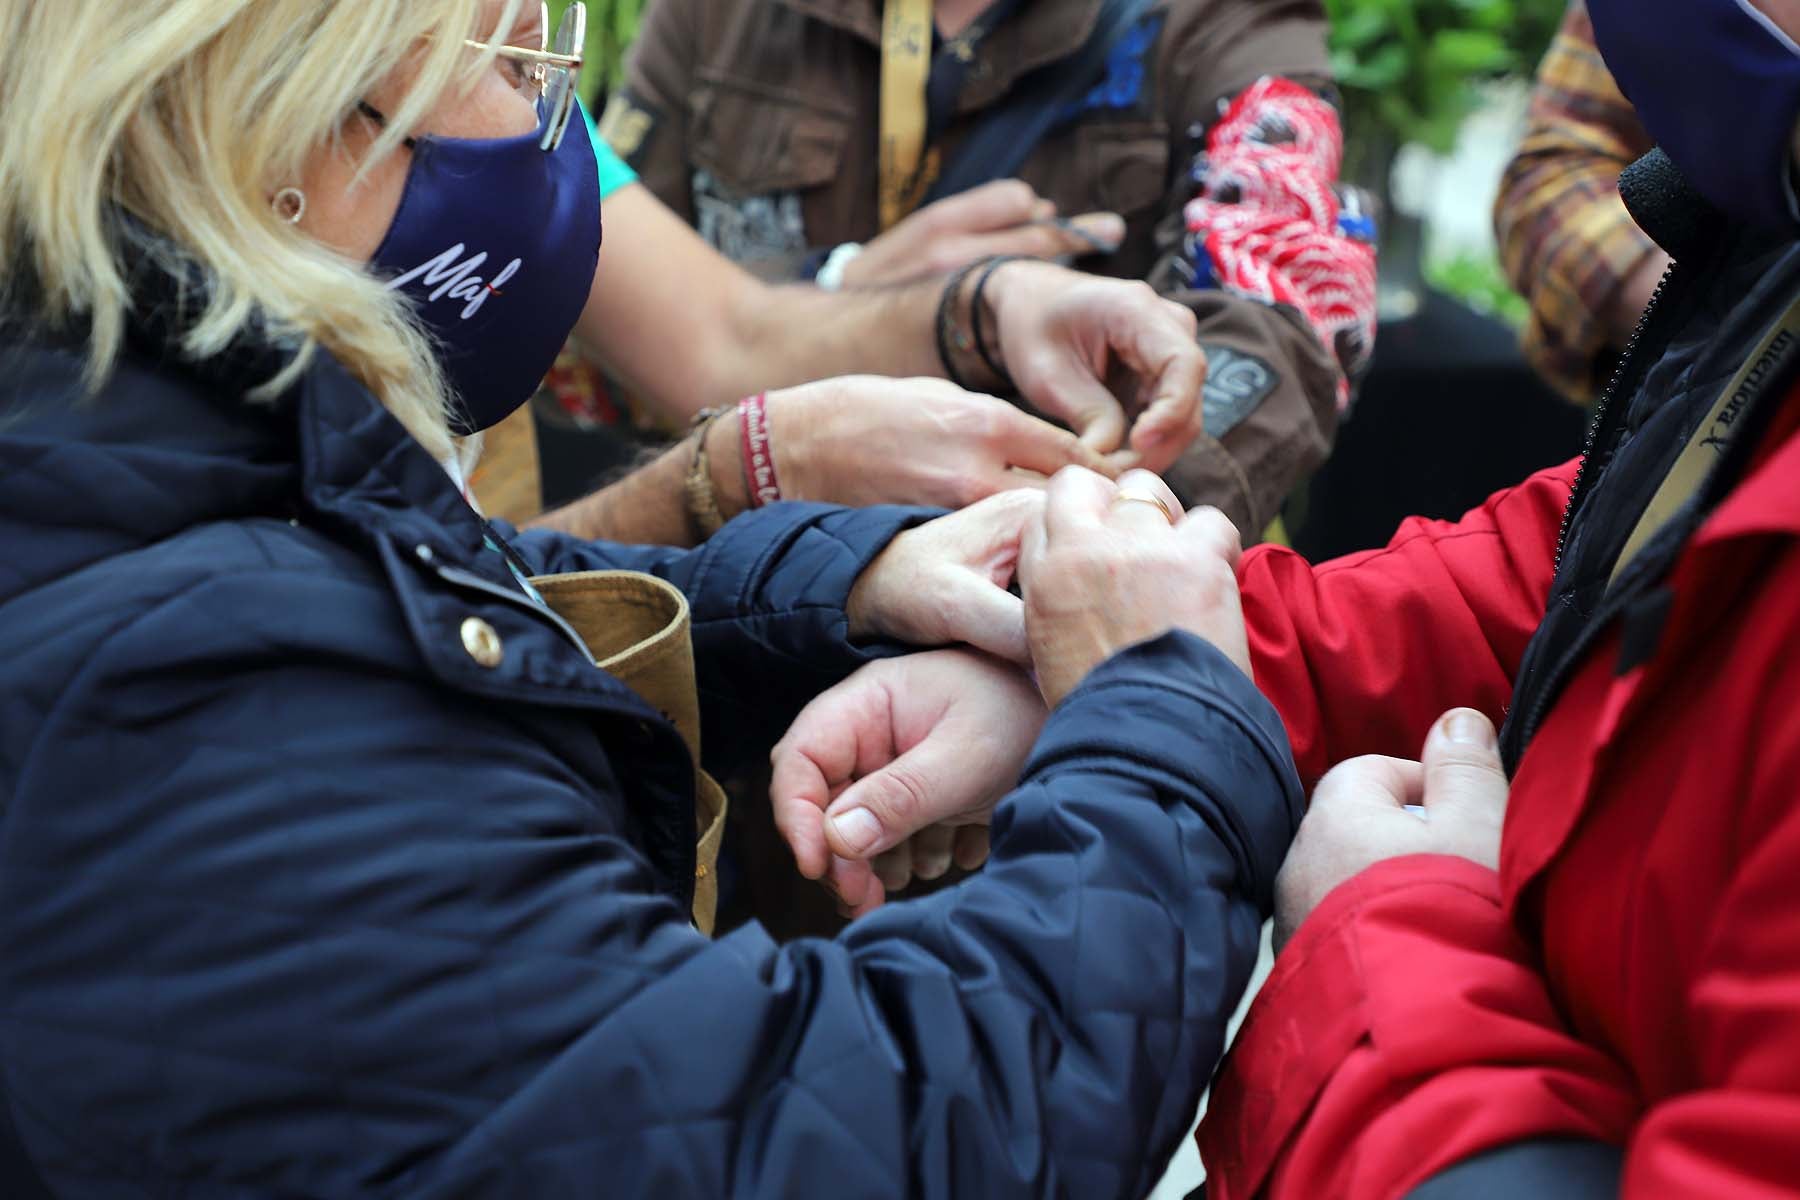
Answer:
[
  {"left": 777, "top": 0, "right": 1111, "bottom": 108},
  {"left": 0, "top": 330, "right": 499, "bottom": 594}
]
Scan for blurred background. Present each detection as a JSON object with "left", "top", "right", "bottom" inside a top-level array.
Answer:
[{"left": 549, "top": 0, "right": 1588, "bottom": 558}]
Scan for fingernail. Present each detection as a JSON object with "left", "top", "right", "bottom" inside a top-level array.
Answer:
[
  {"left": 828, "top": 808, "right": 882, "bottom": 856},
  {"left": 1443, "top": 710, "right": 1496, "bottom": 748},
  {"left": 1092, "top": 214, "right": 1126, "bottom": 244}
]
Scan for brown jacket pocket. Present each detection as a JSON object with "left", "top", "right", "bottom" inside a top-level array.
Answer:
[{"left": 688, "top": 74, "right": 851, "bottom": 196}]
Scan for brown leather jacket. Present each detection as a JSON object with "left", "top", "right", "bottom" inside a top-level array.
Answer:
[{"left": 606, "top": 0, "right": 1342, "bottom": 532}]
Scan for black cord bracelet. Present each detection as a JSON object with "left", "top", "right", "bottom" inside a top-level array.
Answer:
[
  {"left": 969, "top": 254, "right": 1027, "bottom": 393},
  {"left": 933, "top": 258, "right": 988, "bottom": 391}
]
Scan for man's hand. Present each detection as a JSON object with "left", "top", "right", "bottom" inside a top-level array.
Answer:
[
  {"left": 771, "top": 650, "right": 1046, "bottom": 915},
  {"left": 847, "top": 489, "right": 1041, "bottom": 664},
  {"left": 985, "top": 259, "right": 1206, "bottom": 475},
  {"left": 1274, "top": 708, "right": 1510, "bottom": 951},
  {"left": 842, "top": 180, "right": 1125, "bottom": 288},
  {"left": 1021, "top": 467, "right": 1247, "bottom": 708},
  {"left": 768, "top": 377, "right": 1115, "bottom": 510}
]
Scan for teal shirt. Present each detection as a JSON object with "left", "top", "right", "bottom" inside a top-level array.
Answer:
[{"left": 580, "top": 102, "right": 637, "bottom": 199}]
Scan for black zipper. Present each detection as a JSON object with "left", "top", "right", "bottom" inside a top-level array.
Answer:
[
  {"left": 1552, "top": 259, "right": 1683, "bottom": 573},
  {"left": 1516, "top": 258, "right": 1693, "bottom": 755}
]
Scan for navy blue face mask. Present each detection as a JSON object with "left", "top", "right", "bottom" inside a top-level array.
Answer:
[
  {"left": 1589, "top": 0, "right": 1800, "bottom": 234},
  {"left": 366, "top": 101, "right": 601, "bottom": 434}
]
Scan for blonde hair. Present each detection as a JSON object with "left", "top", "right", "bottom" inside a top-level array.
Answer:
[{"left": 0, "top": 0, "right": 529, "bottom": 461}]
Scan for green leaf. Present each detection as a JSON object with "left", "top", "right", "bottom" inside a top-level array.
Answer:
[
  {"left": 1329, "top": 7, "right": 1393, "bottom": 50},
  {"left": 1429, "top": 29, "right": 1516, "bottom": 74},
  {"left": 1340, "top": 41, "right": 1410, "bottom": 90}
]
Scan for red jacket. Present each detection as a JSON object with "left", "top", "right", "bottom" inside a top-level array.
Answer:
[{"left": 1199, "top": 377, "right": 1800, "bottom": 1194}]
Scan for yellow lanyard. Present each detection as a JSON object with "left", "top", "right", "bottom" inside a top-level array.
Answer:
[
  {"left": 1610, "top": 292, "right": 1800, "bottom": 588},
  {"left": 878, "top": 0, "right": 938, "bottom": 230}
]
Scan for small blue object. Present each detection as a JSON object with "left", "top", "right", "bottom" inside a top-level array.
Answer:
[
  {"left": 1184, "top": 234, "right": 1218, "bottom": 290},
  {"left": 1337, "top": 210, "right": 1377, "bottom": 243}
]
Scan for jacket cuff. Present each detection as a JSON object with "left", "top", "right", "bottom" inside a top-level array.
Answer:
[
  {"left": 1199, "top": 855, "right": 1636, "bottom": 1200},
  {"left": 686, "top": 501, "right": 936, "bottom": 655},
  {"left": 1026, "top": 631, "right": 1304, "bottom": 913}
]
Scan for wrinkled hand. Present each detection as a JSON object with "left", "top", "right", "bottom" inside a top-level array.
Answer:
[
  {"left": 847, "top": 488, "right": 1040, "bottom": 663},
  {"left": 1021, "top": 467, "right": 1247, "bottom": 708},
  {"left": 842, "top": 180, "right": 1125, "bottom": 288},
  {"left": 771, "top": 650, "right": 1045, "bottom": 915},
  {"left": 768, "top": 377, "right": 1114, "bottom": 510},
  {"left": 1274, "top": 708, "right": 1510, "bottom": 952},
  {"left": 986, "top": 259, "right": 1206, "bottom": 475}
]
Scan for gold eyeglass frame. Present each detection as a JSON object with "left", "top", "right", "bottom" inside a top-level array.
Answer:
[{"left": 464, "top": 1, "right": 587, "bottom": 152}]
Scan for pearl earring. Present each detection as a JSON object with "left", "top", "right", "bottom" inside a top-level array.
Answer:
[{"left": 272, "top": 187, "right": 307, "bottom": 225}]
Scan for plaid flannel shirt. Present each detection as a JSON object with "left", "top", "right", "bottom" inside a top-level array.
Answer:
[{"left": 1495, "top": 1, "right": 1657, "bottom": 403}]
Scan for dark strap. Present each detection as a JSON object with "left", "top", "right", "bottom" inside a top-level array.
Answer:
[
  {"left": 1406, "top": 1138, "right": 1623, "bottom": 1199},
  {"left": 922, "top": 0, "right": 1157, "bottom": 205}
]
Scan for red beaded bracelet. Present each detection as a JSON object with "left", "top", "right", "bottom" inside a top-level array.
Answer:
[{"left": 738, "top": 392, "right": 782, "bottom": 508}]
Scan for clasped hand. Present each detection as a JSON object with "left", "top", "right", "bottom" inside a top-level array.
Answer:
[
  {"left": 789, "top": 468, "right": 1246, "bottom": 914},
  {"left": 789, "top": 475, "right": 1511, "bottom": 930}
]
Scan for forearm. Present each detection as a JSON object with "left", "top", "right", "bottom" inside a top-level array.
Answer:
[
  {"left": 1200, "top": 856, "right": 1636, "bottom": 1200},
  {"left": 725, "top": 278, "right": 948, "bottom": 386},
  {"left": 524, "top": 411, "right": 749, "bottom": 547},
  {"left": 577, "top": 185, "right": 977, "bottom": 420},
  {"left": 1238, "top": 460, "right": 1572, "bottom": 787}
]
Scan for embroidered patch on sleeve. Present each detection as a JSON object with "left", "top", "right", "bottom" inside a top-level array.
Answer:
[
  {"left": 598, "top": 89, "right": 662, "bottom": 165},
  {"left": 1200, "top": 345, "right": 1280, "bottom": 438},
  {"left": 1181, "top": 77, "right": 1376, "bottom": 413}
]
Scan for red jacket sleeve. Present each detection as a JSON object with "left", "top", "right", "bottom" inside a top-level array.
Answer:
[
  {"left": 1197, "top": 855, "right": 1639, "bottom": 1200},
  {"left": 1202, "top": 738, "right": 1800, "bottom": 1199},
  {"left": 1239, "top": 460, "right": 1575, "bottom": 787}
]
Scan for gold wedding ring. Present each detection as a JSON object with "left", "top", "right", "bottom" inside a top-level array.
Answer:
[{"left": 1112, "top": 487, "right": 1176, "bottom": 525}]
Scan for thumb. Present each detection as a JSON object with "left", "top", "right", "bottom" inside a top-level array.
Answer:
[
  {"left": 824, "top": 741, "right": 967, "bottom": 863},
  {"left": 940, "top": 569, "right": 1029, "bottom": 664},
  {"left": 1036, "top": 372, "right": 1128, "bottom": 454},
  {"left": 1421, "top": 709, "right": 1509, "bottom": 828}
]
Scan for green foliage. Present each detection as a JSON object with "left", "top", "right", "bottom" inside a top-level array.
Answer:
[
  {"left": 1327, "top": 0, "right": 1564, "bottom": 159},
  {"left": 547, "top": 0, "right": 646, "bottom": 100}
]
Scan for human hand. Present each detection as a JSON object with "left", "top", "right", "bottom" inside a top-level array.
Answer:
[
  {"left": 771, "top": 650, "right": 1045, "bottom": 915},
  {"left": 983, "top": 259, "right": 1206, "bottom": 474},
  {"left": 1273, "top": 708, "right": 1509, "bottom": 952},
  {"left": 1020, "top": 467, "right": 1246, "bottom": 708},
  {"left": 841, "top": 180, "right": 1125, "bottom": 288},
  {"left": 766, "top": 376, "right": 1115, "bottom": 510},
  {"left": 847, "top": 488, "right": 1040, "bottom": 664}
]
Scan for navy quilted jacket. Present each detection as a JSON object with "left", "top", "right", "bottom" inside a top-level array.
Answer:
[{"left": 0, "top": 325, "right": 1303, "bottom": 1197}]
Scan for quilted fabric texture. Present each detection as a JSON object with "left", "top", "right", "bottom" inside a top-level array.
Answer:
[{"left": 0, "top": 326, "right": 1302, "bottom": 1196}]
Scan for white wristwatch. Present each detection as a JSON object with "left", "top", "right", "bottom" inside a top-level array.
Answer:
[{"left": 814, "top": 242, "right": 865, "bottom": 291}]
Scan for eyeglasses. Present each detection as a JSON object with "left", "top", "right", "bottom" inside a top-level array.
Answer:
[
  {"left": 466, "top": 1, "right": 586, "bottom": 152},
  {"left": 360, "top": 3, "right": 586, "bottom": 154}
]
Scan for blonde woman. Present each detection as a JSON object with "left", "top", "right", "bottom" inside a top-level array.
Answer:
[{"left": 0, "top": 1, "right": 1297, "bottom": 1195}]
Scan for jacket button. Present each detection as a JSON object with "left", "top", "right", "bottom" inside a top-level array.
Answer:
[{"left": 460, "top": 617, "right": 504, "bottom": 669}]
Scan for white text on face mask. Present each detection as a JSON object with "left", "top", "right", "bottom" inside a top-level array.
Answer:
[{"left": 386, "top": 245, "right": 524, "bottom": 319}]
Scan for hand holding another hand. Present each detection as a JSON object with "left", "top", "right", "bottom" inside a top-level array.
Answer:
[{"left": 1021, "top": 467, "right": 1248, "bottom": 708}]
